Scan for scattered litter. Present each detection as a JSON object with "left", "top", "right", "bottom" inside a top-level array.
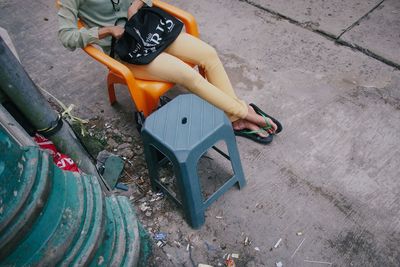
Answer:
[
  {"left": 198, "top": 264, "right": 213, "bottom": 267},
  {"left": 145, "top": 211, "right": 152, "bottom": 217},
  {"left": 254, "top": 247, "right": 260, "bottom": 251},
  {"left": 139, "top": 203, "right": 150, "bottom": 212},
  {"left": 296, "top": 232, "right": 303, "bottom": 236},
  {"left": 274, "top": 238, "right": 282, "bottom": 248},
  {"left": 186, "top": 244, "right": 190, "bottom": 251},
  {"left": 231, "top": 253, "right": 239, "bottom": 259},
  {"left": 276, "top": 261, "right": 283, "bottom": 267},
  {"left": 154, "top": 232, "right": 167, "bottom": 241},
  {"left": 291, "top": 238, "right": 306, "bottom": 258},
  {"left": 129, "top": 196, "right": 134, "bottom": 201},
  {"left": 97, "top": 256, "right": 104, "bottom": 265},
  {"left": 225, "top": 258, "right": 236, "bottom": 267},
  {"left": 115, "top": 182, "right": 128, "bottom": 191},
  {"left": 138, "top": 197, "right": 147, "bottom": 203},
  {"left": 244, "top": 236, "right": 251, "bottom": 246},
  {"left": 216, "top": 216, "right": 223, "bottom": 219},
  {"left": 113, "top": 148, "right": 117, "bottom": 152},
  {"left": 173, "top": 240, "right": 182, "bottom": 248},
  {"left": 217, "top": 263, "right": 223, "bottom": 266},
  {"left": 149, "top": 192, "right": 164, "bottom": 202},
  {"left": 303, "top": 260, "right": 332, "bottom": 265},
  {"left": 156, "top": 240, "right": 166, "bottom": 248}
]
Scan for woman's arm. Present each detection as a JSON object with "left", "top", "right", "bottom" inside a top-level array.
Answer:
[
  {"left": 98, "top": 26, "right": 124, "bottom": 40},
  {"left": 57, "top": 0, "right": 124, "bottom": 50},
  {"left": 57, "top": 0, "right": 97, "bottom": 50}
]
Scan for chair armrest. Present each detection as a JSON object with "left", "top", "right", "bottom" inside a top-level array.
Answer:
[
  {"left": 83, "top": 45, "right": 149, "bottom": 112},
  {"left": 153, "top": 0, "right": 199, "bottom": 37},
  {"left": 83, "top": 45, "right": 135, "bottom": 84}
]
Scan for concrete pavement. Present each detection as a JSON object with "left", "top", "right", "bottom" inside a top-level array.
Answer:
[{"left": 0, "top": 0, "right": 399, "bottom": 266}]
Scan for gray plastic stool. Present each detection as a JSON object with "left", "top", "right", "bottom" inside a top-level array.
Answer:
[{"left": 141, "top": 94, "right": 246, "bottom": 228}]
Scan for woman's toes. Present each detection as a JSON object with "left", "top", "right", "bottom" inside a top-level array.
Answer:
[
  {"left": 271, "top": 119, "right": 278, "bottom": 133},
  {"left": 233, "top": 118, "right": 269, "bottom": 138},
  {"left": 247, "top": 122, "right": 268, "bottom": 138},
  {"left": 266, "top": 118, "right": 278, "bottom": 133}
]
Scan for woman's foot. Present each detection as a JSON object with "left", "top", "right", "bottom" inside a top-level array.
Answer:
[
  {"left": 232, "top": 118, "right": 274, "bottom": 144},
  {"left": 246, "top": 105, "right": 278, "bottom": 134},
  {"left": 232, "top": 119, "right": 269, "bottom": 138}
]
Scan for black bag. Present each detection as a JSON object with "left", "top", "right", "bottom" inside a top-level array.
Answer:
[{"left": 115, "top": 7, "right": 183, "bottom": 65}]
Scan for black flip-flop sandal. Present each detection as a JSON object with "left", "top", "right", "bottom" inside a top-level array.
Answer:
[
  {"left": 250, "top": 103, "right": 283, "bottom": 134},
  {"left": 234, "top": 128, "right": 273, "bottom": 145}
]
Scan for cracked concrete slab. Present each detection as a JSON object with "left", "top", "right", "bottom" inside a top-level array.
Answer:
[
  {"left": 245, "top": 0, "right": 383, "bottom": 37},
  {"left": 340, "top": 0, "right": 400, "bottom": 67},
  {"left": 1, "top": 0, "right": 400, "bottom": 266}
]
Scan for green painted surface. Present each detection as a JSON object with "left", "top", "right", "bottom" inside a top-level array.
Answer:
[{"left": 0, "top": 116, "right": 150, "bottom": 266}]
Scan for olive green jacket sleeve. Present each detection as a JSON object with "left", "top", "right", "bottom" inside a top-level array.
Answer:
[{"left": 57, "top": 0, "right": 99, "bottom": 50}]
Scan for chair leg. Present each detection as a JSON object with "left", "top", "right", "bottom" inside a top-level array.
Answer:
[
  {"left": 141, "top": 91, "right": 161, "bottom": 117},
  {"left": 107, "top": 73, "right": 117, "bottom": 105},
  {"left": 148, "top": 94, "right": 161, "bottom": 114}
]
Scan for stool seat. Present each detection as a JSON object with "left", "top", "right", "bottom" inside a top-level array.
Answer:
[
  {"left": 143, "top": 95, "right": 227, "bottom": 156},
  {"left": 141, "top": 94, "right": 246, "bottom": 228}
]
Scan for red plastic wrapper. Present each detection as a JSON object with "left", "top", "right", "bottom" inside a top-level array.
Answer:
[
  {"left": 225, "top": 258, "right": 236, "bottom": 267},
  {"left": 33, "top": 134, "right": 80, "bottom": 173}
]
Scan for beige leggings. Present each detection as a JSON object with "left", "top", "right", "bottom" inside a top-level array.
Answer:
[{"left": 125, "top": 33, "right": 248, "bottom": 121}]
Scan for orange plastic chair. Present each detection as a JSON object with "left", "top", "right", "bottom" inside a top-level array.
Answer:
[{"left": 57, "top": 0, "right": 202, "bottom": 118}]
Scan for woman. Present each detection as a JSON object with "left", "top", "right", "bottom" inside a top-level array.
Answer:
[{"left": 57, "top": 0, "right": 281, "bottom": 144}]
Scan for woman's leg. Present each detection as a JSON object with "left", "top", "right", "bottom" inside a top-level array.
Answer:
[
  {"left": 163, "top": 33, "right": 278, "bottom": 133},
  {"left": 125, "top": 34, "right": 277, "bottom": 133},
  {"left": 164, "top": 33, "right": 237, "bottom": 99},
  {"left": 125, "top": 52, "right": 248, "bottom": 121}
]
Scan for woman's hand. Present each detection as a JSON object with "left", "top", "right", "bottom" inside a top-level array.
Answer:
[
  {"left": 110, "top": 26, "right": 124, "bottom": 39},
  {"left": 98, "top": 26, "right": 124, "bottom": 40}
]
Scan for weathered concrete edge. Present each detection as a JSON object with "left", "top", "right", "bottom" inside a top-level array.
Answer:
[{"left": 240, "top": 0, "right": 400, "bottom": 70}]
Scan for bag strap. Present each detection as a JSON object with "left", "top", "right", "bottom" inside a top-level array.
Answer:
[
  {"left": 110, "top": 36, "right": 116, "bottom": 58},
  {"left": 109, "top": 17, "right": 127, "bottom": 58}
]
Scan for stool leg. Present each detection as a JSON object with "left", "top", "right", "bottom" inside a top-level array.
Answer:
[
  {"left": 142, "top": 141, "right": 161, "bottom": 192},
  {"left": 226, "top": 134, "right": 247, "bottom": 189},
  {"left": 174, "top": 161, "right": 205, "bottom": 229}
]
